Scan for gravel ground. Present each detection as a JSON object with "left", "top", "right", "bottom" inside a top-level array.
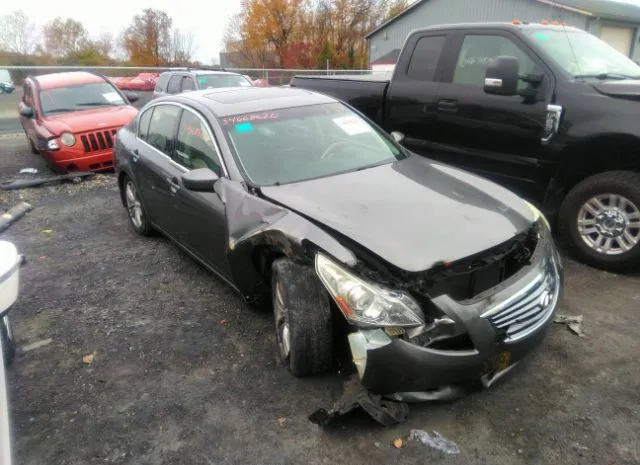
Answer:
[{"left": 1, "top": 135, "right": 639, "bottom": 465}]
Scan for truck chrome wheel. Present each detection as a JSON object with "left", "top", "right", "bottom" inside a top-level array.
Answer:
[
  {"left": 125, "top": 181, "right": 143, "bottom": 229},
  {"left": 577, "top": 193, "right": 640, "bottom": 255},
  {"left": 274, "top": 280, "right": 291, "bottom": 358}
]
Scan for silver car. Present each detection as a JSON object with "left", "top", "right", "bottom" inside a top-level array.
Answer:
[{"left": 151, "top": 70, "right": 253, "bottom": 100}]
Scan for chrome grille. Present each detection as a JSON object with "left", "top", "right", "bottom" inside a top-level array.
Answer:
[
  {"left": 482, "top": 260, "right": 559, "bottom": 342},
  {"left": 80, "top": 129, "right": 118, "bottom": 153}
]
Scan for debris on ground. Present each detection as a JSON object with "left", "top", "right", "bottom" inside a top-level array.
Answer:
[
  {"left": 408, "top": 429, "right": 460, "bottom": 454},
  {"left": 83, "top": 352, "right": 96, "bottom": 366},
  {"left": 0, "top": 172, "right": 95, "bottom": 190},
  {"left": 393, "top": 438, "right": 404, "bottom": 448},
  {"left": 0, "top": 201, "right": 33, "bottom": 233},
  {"left": 308, "top": 376, "right": 409, "bottom": 427},
  {"left": 277, "top": 417, "right": 286, "bottom": 427},
  {"left": 554, "top": 314, "right": 587, "bottom": 338},
  {"left": 41, "top": 229, "right": 53, "bottom": 234},
  {"left": 20, "top": 338, "right": 53, "bottom": 353},
  {"left": 19, "top": 168, "right": 38, "bottom": 174}
]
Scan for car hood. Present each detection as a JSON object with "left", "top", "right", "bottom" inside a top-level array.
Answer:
[
  {"left": 43, "top": 106, "right": 138, "bottom": 135},
  {"left": 260, "top": 156, "right": 536, "bottom": 272},
  {"left": 591, "top": 80, "right": 640, "bottom": 99}
]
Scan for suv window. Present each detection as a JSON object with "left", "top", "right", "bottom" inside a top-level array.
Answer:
[
  {"left": 167, "top": 75, "right": 182, "bottom": 94},
  {"left": 407, "top": 35, "right": 447, "bottom": 81},
  {"left": 174, "top": 109, "right": 222, "bottom": 175},
  {"left": 146, "top": 104, "right": 181, "bottom": 153},
  {"left": 155, "top": 74, "right": 170, "bottom": 92},
  {"left": 453, "top": 34, "right": 536, "bottom": 90},
  {"left": 182, "top": 76, "right": 196, "bottom": 92},
  {"left": 138, "top": 107, "right": 154, "bottom": 140}
]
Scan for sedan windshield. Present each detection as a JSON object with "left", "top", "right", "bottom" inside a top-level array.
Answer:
[
  {"left": 525, "top": 29, "right": 640, "bottom": 79},
  {"left": 220, "top": 103, "right": 407, "bottom": 186},
  {"left": 39, "top": 82, "right": 126, "bottom": 115},
  {"left": 196, "top": 74, "right": 253, "bottom": 89}
]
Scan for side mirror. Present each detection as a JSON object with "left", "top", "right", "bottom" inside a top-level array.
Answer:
[
  {"left": 391, "top": 131, "right": 405, "bottom": 145},
  {"left": 19, "top": 106, "right": 34, "bottom": 118},
  {"left": 181, "top": 167, "right": 219, "bottom": 192},
  {"left": 125, "top": 92, "right": 139, "bottom": 103},
  {"left": 484, "top": 56, "right": 520, "bottom": 96}
]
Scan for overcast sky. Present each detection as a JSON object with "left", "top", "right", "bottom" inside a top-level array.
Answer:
[
  {"left": 21, "top": 0, "right": 243, "bottom": 64},
  {"left": 17, "top": 0, "right": 640, "bottom": 64}
]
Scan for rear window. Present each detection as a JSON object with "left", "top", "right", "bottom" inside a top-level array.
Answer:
[
  {"left": 155, "top": 74, "right": 170, "bottom": 92},
  {"left": 196, "top": 74, "right": 252, "bottom": 89}
]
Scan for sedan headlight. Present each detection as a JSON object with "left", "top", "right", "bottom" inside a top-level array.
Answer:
[
  {"left": 524, "top": 200, "right": 550, "bottom": 230},
  {"left": 315, "top": 253, "right": 425, "bottom": 328},
  {"left": 60, "top": 132, "right": 76, "bottom": 147}
]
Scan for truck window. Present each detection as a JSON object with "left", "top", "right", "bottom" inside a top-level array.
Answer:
[
  {"left": 453, "top": 35, "right": 535, "bottom": 90},
  {"left": 406, "top": 35, "right": 447, "bottom": 81}
]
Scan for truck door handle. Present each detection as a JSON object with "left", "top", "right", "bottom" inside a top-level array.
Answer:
[
  {"left": 437, "top": 99, "right": 459, "bottom": 112},
  {"left": 132, "top": 149, "right": 139, "bottom": 163},
  {"left": 167, "top": 177, "right": 181, "bottom": 194}
]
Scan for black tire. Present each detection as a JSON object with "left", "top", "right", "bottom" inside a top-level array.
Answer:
[
  {"left": 559, "top": 170, "right": 640, "bottom": 272},
  {"left": 271, "top": 259, "right": 333, "bottom": 377},
  {"left": 120, "top": 175, "right": 153, "bottom": 236},
  {"left": 1, "top": 319, "right": 15, "bottom": 367}
]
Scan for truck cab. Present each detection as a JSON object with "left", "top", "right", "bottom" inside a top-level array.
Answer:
[{"left": 292, "top": 21, "right": 640, "bottom": 271}]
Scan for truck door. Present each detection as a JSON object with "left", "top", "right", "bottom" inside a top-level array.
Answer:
[{"left": 428, "top": 29, "right": 554, "bottom": 201}]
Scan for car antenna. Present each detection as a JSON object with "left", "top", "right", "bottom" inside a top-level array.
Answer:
[{"left": 553, "top": 4, "right": 583, "bottom": 80}]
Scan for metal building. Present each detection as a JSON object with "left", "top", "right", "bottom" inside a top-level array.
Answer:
[{"left": 366, "top": 0, "right": 640, "bottom": 69}]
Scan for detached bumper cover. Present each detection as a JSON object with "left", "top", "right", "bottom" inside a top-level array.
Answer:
[{"left": 348, "top": 223, "right": 563, "bottom": 396}]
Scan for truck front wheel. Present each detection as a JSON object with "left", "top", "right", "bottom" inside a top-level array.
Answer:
[{"left": 559, "top": 171, "right": 640, "bottom": 271}]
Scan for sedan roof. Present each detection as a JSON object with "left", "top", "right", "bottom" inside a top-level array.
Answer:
[{"left": 177, "top": 87, "right": 337, "bottom": 117}]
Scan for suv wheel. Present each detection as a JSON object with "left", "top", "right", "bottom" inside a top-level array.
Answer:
[
  {"left": 271, "top": 259, "right": 333, "bottom": 377},
  {"left": 559, "top": 170, "right": 640, "bottom": 271}
]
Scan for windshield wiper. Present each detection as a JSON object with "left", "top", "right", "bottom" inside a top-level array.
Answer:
[
  {"left": 76, "top": 102, "right": 117, "bottom": 106},
  {"left": 574, "top": 72, "right": 640, "bottom": 80}
]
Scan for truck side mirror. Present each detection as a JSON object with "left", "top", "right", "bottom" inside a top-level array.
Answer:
[
  {"left": 19, "top": 106, "right": 34, "bottom": 118},
  {"left": 484, "top": 56, "right": 520, "bottom": 96}
]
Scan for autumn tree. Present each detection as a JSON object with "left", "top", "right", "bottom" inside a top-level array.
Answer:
[
  {"left": 168, "top": 28, "right": 197, "bottom": 65},
  {"left": 0, "top": 10, "right": 38, "bottom": 56},
  {"left": 121, "top": 8, "right": 173, "bottom": 66},
  {"left": 42, "top": 17, "right": 89, "bottom": 57}
]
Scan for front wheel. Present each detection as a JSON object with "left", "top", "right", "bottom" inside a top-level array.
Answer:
[
  {"left": 271, "top": 259, "right": 333, "bottom": 377},
  {"left": 559, "top": 171, "right": 640, "bottom": 271}
]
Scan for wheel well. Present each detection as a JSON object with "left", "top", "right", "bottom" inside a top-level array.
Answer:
[
  {"left": 547, "top": 135, "right": 640, "bottom": 213},
  {"left": 117, "top": 171, "right": 129, "bottom": 207},
  {"left": 555, "top": 135, "right": 640, "bottom": 195},
  {"left": 252, "top": 245, "right": 286, "bottom": 292}
]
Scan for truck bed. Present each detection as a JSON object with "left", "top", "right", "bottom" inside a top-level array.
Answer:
[{"left": 290, "top": 74, "right": 389, "bottom": 125}]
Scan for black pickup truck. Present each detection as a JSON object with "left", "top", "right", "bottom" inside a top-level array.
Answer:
[{"left": 291, "top": 21, "right": 640, "bottom": 271}]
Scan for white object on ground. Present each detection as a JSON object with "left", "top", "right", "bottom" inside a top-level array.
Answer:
[{"left": 408, "top": 429, "right": 460, "bottom": 454}]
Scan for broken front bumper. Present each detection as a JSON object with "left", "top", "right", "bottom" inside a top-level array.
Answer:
[{"left": 347, "top": 227, "right": 563, "bottom": 401}]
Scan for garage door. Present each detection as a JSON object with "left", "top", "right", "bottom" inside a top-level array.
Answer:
[{"left": 600, "top": 25, "right": 634, "bottom": 56}]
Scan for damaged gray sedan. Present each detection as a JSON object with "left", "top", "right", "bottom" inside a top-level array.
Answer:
[{"left": 113, "top": 86, "right": 563, "bottom": 401}]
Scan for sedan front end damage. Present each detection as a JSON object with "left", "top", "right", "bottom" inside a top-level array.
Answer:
[{"left": 329, "top": 216, "right": 563, "bottom": 401}]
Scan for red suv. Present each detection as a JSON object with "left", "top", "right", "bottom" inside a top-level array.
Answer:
[{"left": 19, "top": 71, "right": 139, "bottom": 173}]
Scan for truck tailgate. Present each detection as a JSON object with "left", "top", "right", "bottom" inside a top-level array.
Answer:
[{"left": 290, "top": 75, "right": 389, "bottom": 125}]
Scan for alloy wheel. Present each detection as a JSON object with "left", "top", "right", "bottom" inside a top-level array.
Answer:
[
  {"left": 274, "top": 279, "right": 291, "bottom": 359},
  {"left": 577, "top": 193, "right": 640, "bottom": 255},
  {"left": 125, "top": 181, "right": 143, "bottom": 229}
]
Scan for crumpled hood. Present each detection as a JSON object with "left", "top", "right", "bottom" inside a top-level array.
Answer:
[
  {"left": 43, "top": 106, "right": 138, "bottom": 135},
  {"left": 591, "top": 80, "right": 640, "bottom": 100},
  {"left": 260, "top": 156, "right": 536, "bottom": 272}
]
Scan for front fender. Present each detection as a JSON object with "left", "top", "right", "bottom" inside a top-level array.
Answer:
[{"left": 214, "top": 178, "right": 357, "bottom": 299}]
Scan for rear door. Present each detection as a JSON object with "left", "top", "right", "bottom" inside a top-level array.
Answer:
[
  {"left": 427, "top": 29, "right": 554, "bottom": 200},
  {"left": 384, "top": 31, "right": 452, "bottom": 155},
  {"left": 169, "top": 107, "right": 230, "bottom": 277},
  {"left": 181, "top": 76, "right": 196, "bottom": 94},
  {"left": 135, "top": 103, "right": 182, "bottom": 233},
  {"left": 166, "top": 75, "right": 183, "bottom": 95}
]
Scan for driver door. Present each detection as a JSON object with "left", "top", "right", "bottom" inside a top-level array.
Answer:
[
  {"left": 169, "top": 108, "right": 230, "bottom": 278},
  {"left": 428, "top": 30, "right": 555, "bottom": 200}
]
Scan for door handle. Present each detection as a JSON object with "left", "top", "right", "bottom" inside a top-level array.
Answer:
[
  {"left": 132, "top": 149, "right": 139, "bottom": 163},
  {"left": 166, "top": 177, "right": 181, "bottom": 194},
  {"left": 437, "top": 99, "right": 459, "bottom": 112}
]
